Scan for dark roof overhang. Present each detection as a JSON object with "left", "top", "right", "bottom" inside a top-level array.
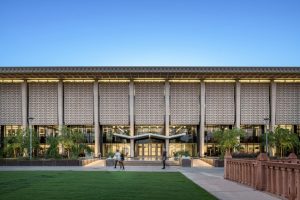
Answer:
[{"left": 0, "top": 66, "right": 299, "bottom": 79}]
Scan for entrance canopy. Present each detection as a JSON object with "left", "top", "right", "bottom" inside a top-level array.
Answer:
[{"left": 112, "top": 133, "right": 187, "bottom": 140}]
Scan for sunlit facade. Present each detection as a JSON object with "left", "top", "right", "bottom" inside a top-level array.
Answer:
[{"left": 0, "top": 67, "right": 299, "bottom": 158}]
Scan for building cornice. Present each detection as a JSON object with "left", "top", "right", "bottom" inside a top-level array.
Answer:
[
  {"left": 0, "top": 66, "right": 300, "bottom": 73},
  {"left": 0, "top": 66, "right": 299, "bottom": 79}
]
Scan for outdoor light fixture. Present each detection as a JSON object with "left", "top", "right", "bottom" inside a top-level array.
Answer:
[{"left": 28, "top": 117, "right": 35, "bottom": 160}]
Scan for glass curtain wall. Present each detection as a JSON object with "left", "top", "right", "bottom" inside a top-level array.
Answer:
[
  {"left": 169, "top": 125, "right": 198, "bottom": 157},
  {"left": 34, "top": 125, "right": 59, "bottom": 155},
  {"left": 135, "top": 126, "right": 164, "bottom": 135},
  {"left": 240, "top": 125, "right": 263, "bottom": 153},
  {"left": 102, "top": 126, "right": 130, "bottom": 157},
  {"left": 204, "top": 125, "right": 232, "bottom": 156},
  {"left": 67, "top": 125, "right": 94, "bottom": 144}
]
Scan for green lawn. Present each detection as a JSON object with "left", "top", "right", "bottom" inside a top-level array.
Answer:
[{"left": 0, "top": 171, "right": 216, "bottom": 200}]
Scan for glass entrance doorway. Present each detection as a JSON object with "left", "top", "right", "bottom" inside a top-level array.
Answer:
[{"left": 135, "top": 139, "right": 164, "bottom": 160}]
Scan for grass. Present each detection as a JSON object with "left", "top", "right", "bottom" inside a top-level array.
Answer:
[{"left": 0, "top": 171, "right": 217, "bottom": 200}]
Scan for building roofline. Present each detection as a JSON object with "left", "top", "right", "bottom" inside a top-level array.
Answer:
[
  {"left": 0, "top": 66, "right": 300, "bottom": 73},
  {"left": 0, "top": 66, "right": 299, "bottom": 79}
]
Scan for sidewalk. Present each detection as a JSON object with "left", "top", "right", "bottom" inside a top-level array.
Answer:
[
  {"left": 0, "top": 163, "right": 280, "bottom": 200},
  {"left": 181, "top": 167, "right": 280, "bottom": 200}
]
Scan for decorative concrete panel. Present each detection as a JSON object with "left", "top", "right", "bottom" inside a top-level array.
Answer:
[
  {"left": 170, "top": 83, "right": 200, "bottom": 125},
  {"left": 135, "top": 83, "right": 165, "bottom": 125},
  {"left": 99, "top": 83, "right": 129, "bottom": 125},
  {"left": 28, "top": 83, "right": 58, "bottom": 125},
  {"left": 205, "top": 83, "right": 235, "bottom": 124},
  {"left": 0, "top": 83, "right": 22, "bottom": 125},
  {"left": 241, "top": 83, "right": 270, "bottom": 125},
  {"left": 276, "top": 83, "right": 300, "bottom": 124},
  {"left": 64, "top": 83, "right": 94, "bottom": 125}
]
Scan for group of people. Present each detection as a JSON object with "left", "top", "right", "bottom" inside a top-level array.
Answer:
[
  {"left": 113, "top": 149, "right": 125, "bottom": 170},
  {"left": 113, "top": 149, "right": 167, "bottom": 170}
]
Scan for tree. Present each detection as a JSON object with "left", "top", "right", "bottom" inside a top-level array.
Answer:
[
  {"left": 2, "top": 128, "right": 40, "bottom": 158},
  {"left": 273, "top": 127, "right": 299, "bottom": 157},
  {"left": 22, "top": 128, "right": 40, "bottom": 158},
  {"left": 45, "top": 135, "right": 59, "bottom": 159},
  {"left": 59, "top": 126, "right": 92, "bottom": 159},
  {"left": 2, "top": 129, "right": 23, "bottom": 158},
  {"left": 213, "top": 128, "right": 245, "bottom": 155},
  {"left": 260, "top": 131, "right": 276, "bottom": 153}
]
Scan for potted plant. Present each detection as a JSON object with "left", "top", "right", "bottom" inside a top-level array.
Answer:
[{"left": 173, "top": 151, "right": 179, "bottom": 160}]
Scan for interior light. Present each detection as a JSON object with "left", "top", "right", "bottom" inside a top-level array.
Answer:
[{"left": 204, "top": 79, "right": 235, "bottom": 83}]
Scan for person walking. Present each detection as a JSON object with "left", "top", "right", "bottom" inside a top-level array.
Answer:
[
  {"left": 119, "top": 151, "right": 125, "bottom": 170},
  {"left": 114, "top": 149, "right": 121, "bottom": 168},
  {"left": 162, "top": 148, "right": 167, "bottom": 169}
]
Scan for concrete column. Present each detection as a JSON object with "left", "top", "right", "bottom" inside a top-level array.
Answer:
[
  {"left": 22, "top": 81, "right": 28, "bottom": 129},
  {"left": 130, "top": 139, "right": 134, "bottom": 158},
  {"left": 129, "top": 81, "right": 134, "bottom": 136},
  {"left": 165, "top": 139, "right": 169, "bottom": 157},
  {"left": 58, "top": 81, "right": 64, "bottom": 154},
  {"left": 165, "top": 81, "right": 170, "bottom": 157},
  {"left": 165, "top": 81, "right": 170, "bottom": 136},
  {"left": 200, "top": 81, "right": 205, "bottom": 157},
  {"left": 270, "top": 81, "right": 276, "bottom": 132},
  {"left": 94, "top": 81, "right": 100, "bottom": 157},
  {"left": 235, "top": 81, "right": 241, "bottom": 129},
  {"left": 129, "top": 81, "right": 135, "bottom": 157},
  {"left": 58, "top": 81, "right": 63, "bottom": 128}
]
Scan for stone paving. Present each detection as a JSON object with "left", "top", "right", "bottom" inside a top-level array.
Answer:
[{"left": 0, "top": 161, "right": 280, "bottom": 200}]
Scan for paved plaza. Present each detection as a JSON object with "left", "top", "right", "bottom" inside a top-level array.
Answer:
[{"left": 0, "top": 161, "right": 280, "bottom": 200}]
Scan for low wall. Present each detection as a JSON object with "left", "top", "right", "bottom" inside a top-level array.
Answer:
[
  {"left": 0, "top": 158, "right": 98, "bottom": 166},
  {"left": 224, "top": 153, "right": 300, "bottom": 200},
  {"left": 180, "top": 158, "right": 192, "bottom": 167},
  {"left": 201, "top": 158, "right": 224, "bottom": 167}
]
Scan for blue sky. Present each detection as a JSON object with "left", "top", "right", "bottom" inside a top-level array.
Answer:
[{"left": 0, "top": 0, "right": 299, "bottom": 66}]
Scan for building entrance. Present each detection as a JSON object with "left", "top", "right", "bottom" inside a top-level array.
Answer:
[{"left": 135, "top": 139, "right": 164, "bottom": 160}]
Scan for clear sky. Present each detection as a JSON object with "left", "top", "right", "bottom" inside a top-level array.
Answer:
[{"left": 0, "top": 0, "right": 299, "bottom": 66}]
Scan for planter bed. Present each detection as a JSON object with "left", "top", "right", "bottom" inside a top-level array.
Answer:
[{"left": 0, "top": 158, "right": 98, "bottom": 166}]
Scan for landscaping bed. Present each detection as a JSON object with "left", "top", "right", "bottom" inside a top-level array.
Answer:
[{"left": 0, "top": 158, "right": 98, "bottom": 166}]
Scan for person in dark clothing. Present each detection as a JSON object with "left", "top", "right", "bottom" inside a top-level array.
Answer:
[
  {"left": 119, "top": 152, "right": 125, "bottom": 170},
  {"left": 162, "top": 149, "right": 167, "bottom": 169}
]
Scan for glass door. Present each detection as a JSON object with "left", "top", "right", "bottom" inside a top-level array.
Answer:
[{"left": 135, "top": 139, "right": 164, "bottom": 159}]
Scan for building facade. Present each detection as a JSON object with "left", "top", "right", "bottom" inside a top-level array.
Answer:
[{"left": 0, "top": 67, "right": 300, "bottom": 158}]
